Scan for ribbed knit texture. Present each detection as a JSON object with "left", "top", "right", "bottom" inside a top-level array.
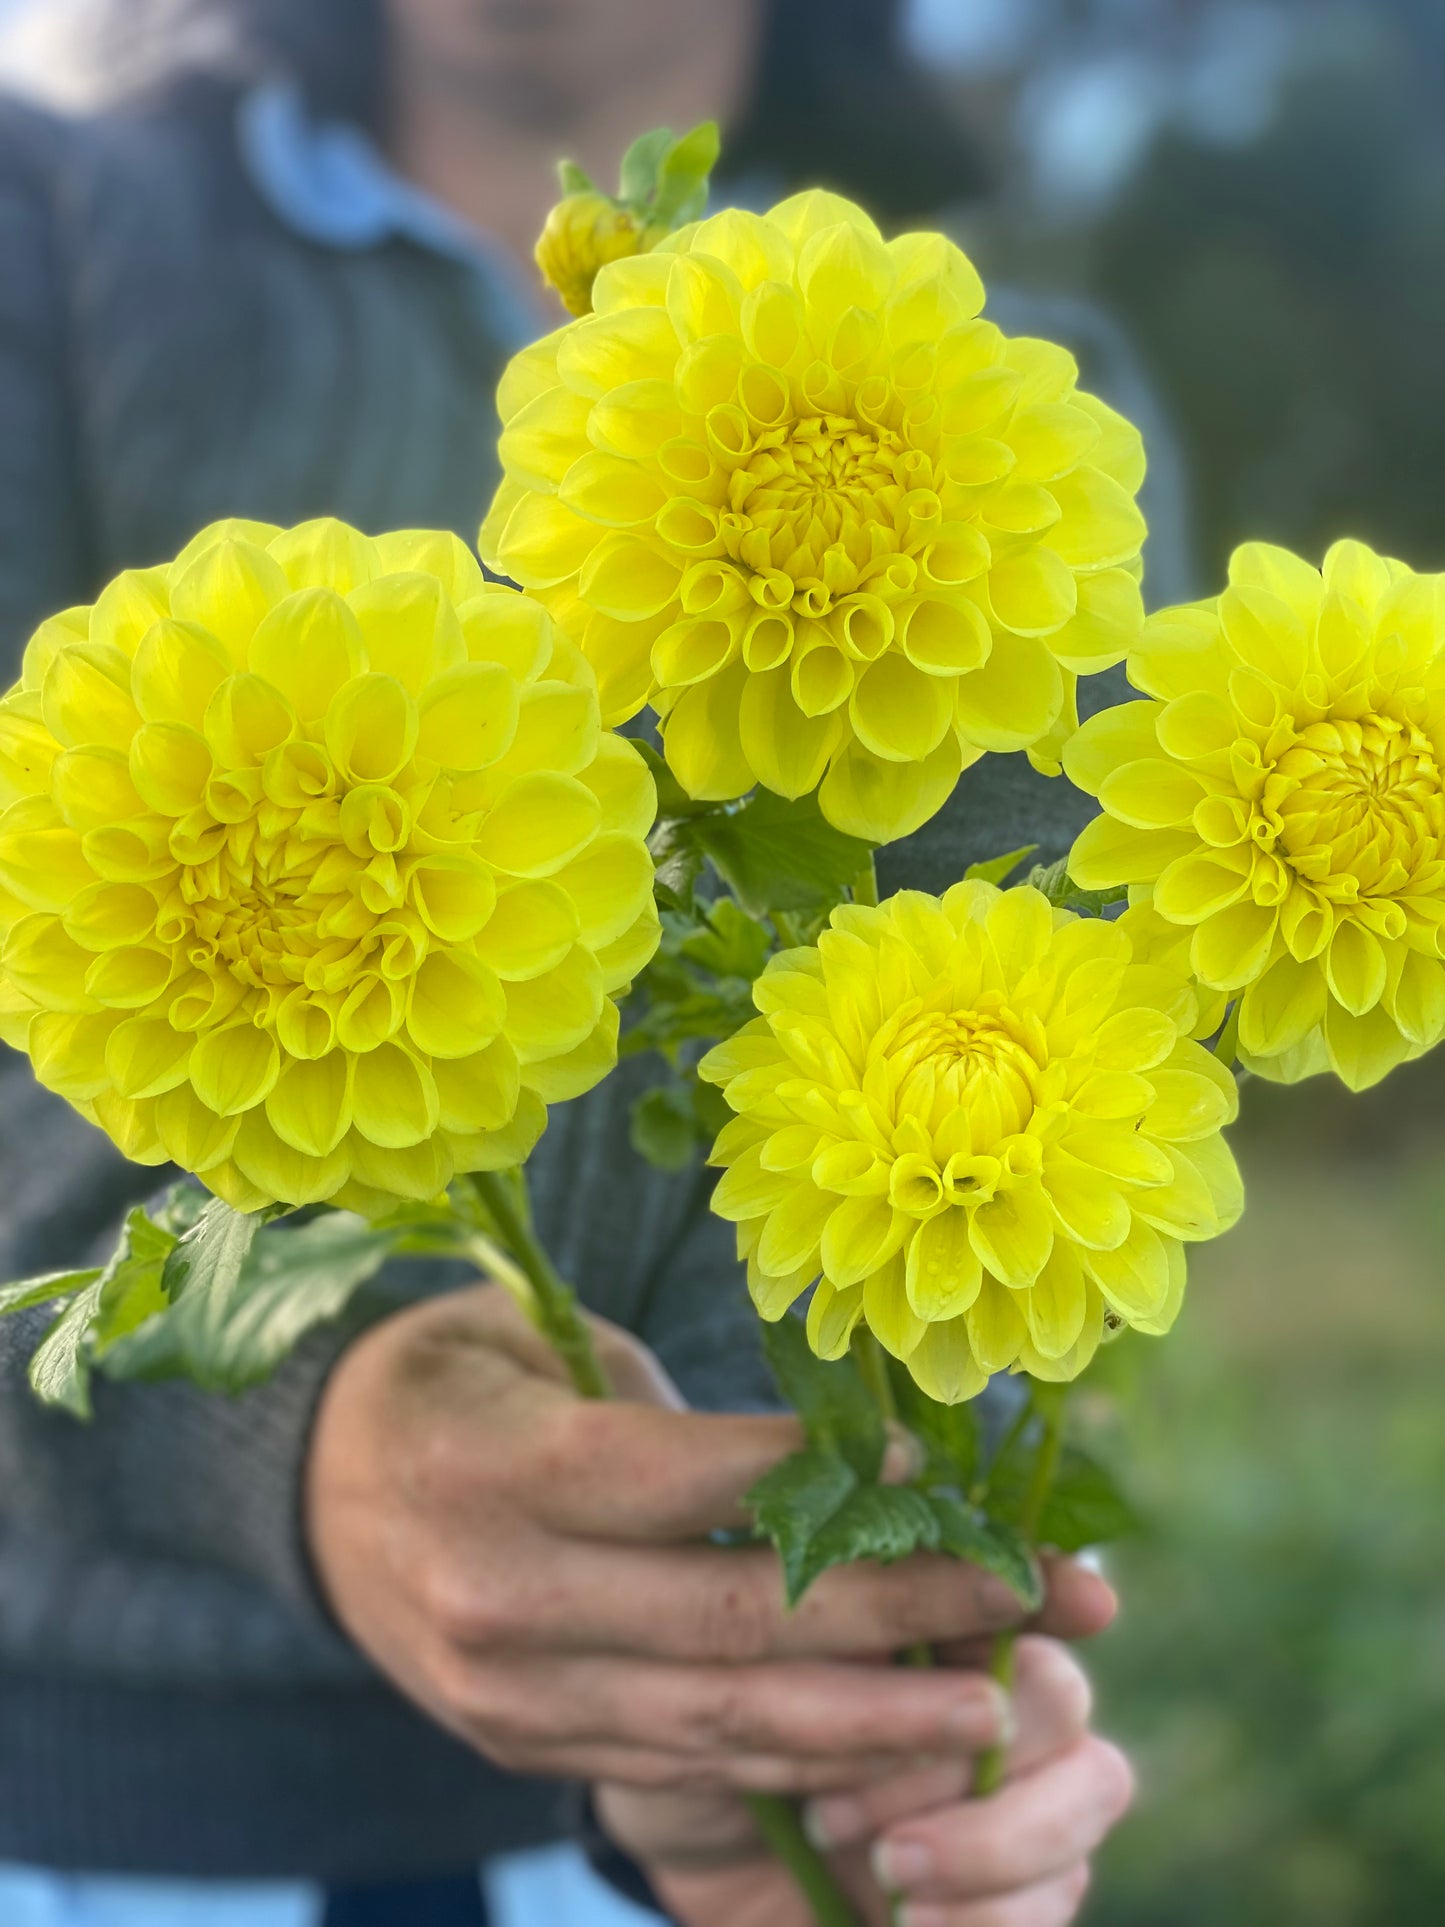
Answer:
[{"left": 0, "top": 87, "right": 1159, "bottom": 1879}]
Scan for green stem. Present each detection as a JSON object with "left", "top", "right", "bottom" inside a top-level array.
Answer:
[
  {"left": 852, "top": 1332, "right": 933, "bottom": 1673},
  {"left": 851, "top": 855, "right": 880, "bottom": 907},
  {"left": 466, "top": 1169, "right": 611, "bottom": 1400},
  {"left": 852, "top": 1328, "right": 897, "bottom": 1423},
  {"left": 972, "top": 1382, "right": 1068, "bottom": 1798},
  {"left": 746, "top": 1795, "right": 862, "bottom": 1927},
  {"left": 465, "top": 1172, "right": 856, "bottom": 1924}
]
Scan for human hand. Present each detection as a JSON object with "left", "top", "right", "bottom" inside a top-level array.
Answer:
[
  {"left": 306, "top": 1283, "right": 1115, "bottom": 1791},
  {"left": 598, "top": 1636, "right": 1133, "bottom": 1927}
]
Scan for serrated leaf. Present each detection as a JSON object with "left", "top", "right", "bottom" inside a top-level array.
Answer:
[
  {"left": 746, "top": 1446, "right": 858, "bottom": 1605},
  {"left": 161, "top": 1198, "right": 264, "bottom": 1304},
  {"left": 795, "top": 1484, "right": 941, "bottom": 1600},
  {"left": 104, "top": 1212, "right": 397, "bottom": 1393},
  {"left": 1027, "top": 858, "right": 1128, "bottom": 918},
  {"left": 28, "top": 1278, "right": 106, "bottom": 1417},
  {"left": 760, "top": 1315, "right": 885, "bottom": 1480},
  {"left": 888, "top": 1357, "right": 980, "bottom": 1487},
  {"left": 965, "top": 844, "right": 1039, "bottom": 887},
  {"left": 988, "top": 1440, "right": 1139, "bottom": 1552},
  {"left": 618, "top": 127, "right": 675, "bottom": 205},
  {"left": 691, "top": 790, "right": 875, "bottom": 918},
  {"left": 0, "top": 1268, "right": 101, "bottom": 1320},
  {"left": 629, "top": 1083, "right": 700, "bottom": 1173},
  {"left": 680, "top": 898, "right": 773, "bottom": 981},
  {"left": 90, "top": 1208, "right": 177, "bottom": 1354},
  {"left": 927, "top": 1492, "right": 1045, "bottom": 1610}
]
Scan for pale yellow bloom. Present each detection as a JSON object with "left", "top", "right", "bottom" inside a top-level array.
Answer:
[
  {"left": 1066, "top": 539, "right": 1445, "bottom": 1089},
  {"left": 535, "top": 192, "right": 667, "bottom": 318},
  {"left": 700, "top": 882, "right": 1241, "bottom": 1402},
  {"left": 483, "top": 192, "right": 1148, "bottom": 844},
  {"left": 0, "top": 518, "right": 659, "bottom": 1213}
]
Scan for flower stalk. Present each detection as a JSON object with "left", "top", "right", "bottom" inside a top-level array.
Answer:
[
  {"left": 972, "top": 1382, "right": 1068, "bottom": 1797},
  {"left": 466, "top": 1170, "right": 612, "bottom": 1401},
  {"left": 466, "top": 1170, "right": 856, "bottom": 1923}
]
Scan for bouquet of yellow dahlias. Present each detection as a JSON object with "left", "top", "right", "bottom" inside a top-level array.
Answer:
[{"left": 1, "top": 120, "right": 1442, "bottom": 1927}]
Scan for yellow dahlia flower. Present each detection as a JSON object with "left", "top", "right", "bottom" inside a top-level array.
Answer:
[
  {"left": 481, "top": 191, "right": 1148, "bottom": 844},
  {"left": 1065, "top": 539, "right": 1445, "bottom": 1090},
  {"left": 0, "top": 518, "right": 659, "bottom": 1214},
  {"left": 699, "top": 881, "right": 1241, "bottom": 1403},
  {"left": 535, "top": 192, "right": 667, "bottom": 319}
]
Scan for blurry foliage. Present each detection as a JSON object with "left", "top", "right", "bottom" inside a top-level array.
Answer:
[
  {"left": 1089, "top": 9, "right": 1445, "bottom": 585},
  {"left": 1084, "top": 1138, "right": 1445, "bottom": 1923}
]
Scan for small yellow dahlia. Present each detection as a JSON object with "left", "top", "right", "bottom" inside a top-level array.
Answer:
[
  {"left": 535, "top": 192, "right": 667, "bottom": 319},
  {"left": 1065, "top": 539, "right": 1445, "bottom": 1089},
  {"left": 699, "top": 882, "right": 1241, "bottom": 1403},
  {"left": 0, "top": 518, "right": 659, "bottom": 1214},
  {"left": 482, "top": 192, "right": 1148, "bottom": 843}
]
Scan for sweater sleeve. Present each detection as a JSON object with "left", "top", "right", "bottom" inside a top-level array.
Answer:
[{"left": 0, "top": 96, "right": 99, "bottom": 669}]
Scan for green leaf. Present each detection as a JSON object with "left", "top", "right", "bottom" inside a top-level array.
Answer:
[
  {"left": 650, "top": 121, "right": 722, "bottom": 224},
  {"left": 989, "top": 1439, "right": 1139, "bottom": 1552},
  {"left": 926, "top": 1492, "right": 1045, "bottom": 1611},
  {"left": 1027, "top": 857, "right": 1129, "bottom": 918},
  {"left": 28, "top": 1278, "right": 106, "bottom": 1417},
  {"left": 104, "top": 1212, "right": 397, "bottom": 1393},
  {"left": 557, "top": 159, "right": 595, "bottom": 195},
  {"left": 630, "top": 1083, "right": 700, "bottom": 1173},
  {"left": 794, "top": 1484, "right": 942, "bottom": 1600},
  {"left": 618, "top": 127, "right": 675, "bottom": 205},
  {"left": 161, "top": 1198, "right": 265, "bottom": 1304},
  {"left": 888, "top": 1357, "right": 981, "bottom": 1487},
  {"left": 965, "top": 844, "right": 1039, "bottom": 887},
  {"left": 691, "top": 789, "right": 875, "bottom": 918},
  {"left": 0, "top": 1268, "right": 101, "bottom": 1320},
  {"left": 90, "top": 1208, "right": 177, "bottom": 1354},
  {"left": 679, "top": 898, "right": 774, "bottom": 982},
  {"left": 760, "top": 1315, "right": 885, "bottom": 1480},
  {"left": 746, "top": 1446, "right": 859, "bottom": 1606}
]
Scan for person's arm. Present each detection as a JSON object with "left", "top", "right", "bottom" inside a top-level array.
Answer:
[{"left": 0, "top": 97, "right": 99, "bottom": 669}]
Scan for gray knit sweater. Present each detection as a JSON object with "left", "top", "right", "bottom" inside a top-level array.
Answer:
[{"left": 0, "top": 89, "right": 1175, "bottom": 1881}]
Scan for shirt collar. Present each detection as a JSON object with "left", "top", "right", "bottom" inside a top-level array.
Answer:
[{"left": 237, "top": 80, "right": 548, "bottom": 350}]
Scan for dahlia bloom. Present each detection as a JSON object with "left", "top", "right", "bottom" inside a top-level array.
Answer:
[
  {"left": 1066, "top": 539, "right": 1445, "bottom": 1089},
  {"left": 699, "top": 881, "right": 1241, "bottom": 1402},
  {"left": 482, "top": 192, "right": 1148, "bottom": 844},
  {"left": 0, "top": 518, "right": 659, "bottom": 1213}
]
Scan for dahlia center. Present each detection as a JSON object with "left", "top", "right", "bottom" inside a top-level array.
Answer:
[
  {"left": 725, "top": 413, "right": 920, "bottom": 606},
  {"left": 1271, "top": 712, "right": 1445, "bottom": 891},
  {"left": 889, "top": 1004, "right": 1041, "bottom": 1139}
]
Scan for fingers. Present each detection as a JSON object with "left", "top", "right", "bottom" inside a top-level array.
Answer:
[
  {"left": 803, "top": 1639, "right": 1093, "bottom": 1849},
  {"left": 895, "top": 1865, "right": 1091, "bottom": 1927},
  {"left": 871, "top": 1736, "right": 1133, "bottom": 1904},
  {"left": 452, "top": 1537, "right": 1033, "bottom": 1662},
  {"left": 467, "top": 1652, "right": 1011, "bottom": 1765}
]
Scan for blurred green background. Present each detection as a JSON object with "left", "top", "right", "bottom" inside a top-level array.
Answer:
[{"left": 915, "top": 4, "right": 1445, "bottom": 1918}]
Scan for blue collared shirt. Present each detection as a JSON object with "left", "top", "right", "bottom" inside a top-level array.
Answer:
[{"left": 237, "top": 80, "right": 549, "bottom": 352}]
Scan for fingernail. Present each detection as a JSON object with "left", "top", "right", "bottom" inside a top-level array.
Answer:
[
  {"left": 946, "top": 1680, "right": 1014, "bottom": 1750},
  {"left": 872, "top": 1839, "right": 936, "bottom": 1891},
  {"left": 803, "top": 1795, "right": 864, "bottom": 1851},
  {"left": 881, "top": 1421, "right": 926, "bottom": 1484}
]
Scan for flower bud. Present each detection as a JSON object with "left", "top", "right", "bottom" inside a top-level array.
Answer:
[{"left": 535, "top": 192, "right": 661, "bottom": 318}]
